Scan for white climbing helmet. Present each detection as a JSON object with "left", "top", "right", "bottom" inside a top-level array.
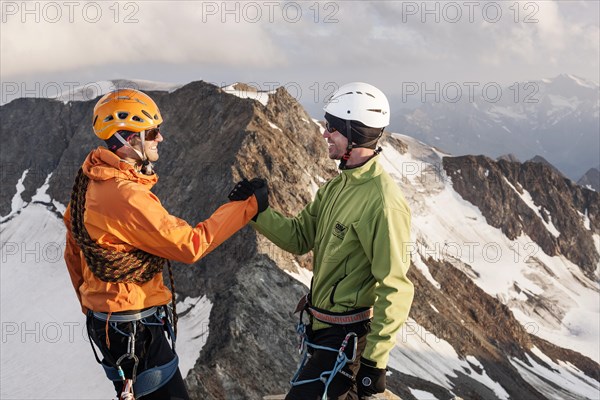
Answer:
[{"left": 323, "top": 82, "right": 390, "bottom": 128}]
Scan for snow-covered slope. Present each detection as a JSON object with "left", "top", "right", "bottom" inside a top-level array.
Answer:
[{"left": 383, "top": 134, "right": 599, "bottom": 362}]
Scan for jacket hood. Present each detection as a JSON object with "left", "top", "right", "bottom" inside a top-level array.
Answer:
[{"left": 82, "top": 146, "right": 158, "bottom": 188}]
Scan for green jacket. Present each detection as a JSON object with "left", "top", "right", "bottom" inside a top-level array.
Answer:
[{"left": 252, "top": 156, "right": 414, "bottom": 368}]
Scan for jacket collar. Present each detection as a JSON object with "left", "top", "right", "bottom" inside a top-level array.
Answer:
[
  {"left": 82, "top": 146, "right": 158, "bottom": 188},
  {"left": 340, "top": 155, "right": 382, "bottom": 184}
]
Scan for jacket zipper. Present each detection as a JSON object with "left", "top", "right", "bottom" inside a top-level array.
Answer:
[{"left": 319, "top": 175, "right": 347, "bottom": 245}]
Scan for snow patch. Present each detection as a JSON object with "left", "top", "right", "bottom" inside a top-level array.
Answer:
[
  {"left": 487, "top": 106, "right": 527, "bottom": 120},
  {"left": 1, "top": 169, "right": 28, "bottom": 223},
  {"left": 547, "top": 94, "right": 580, "bottom": 111},
  {"left": 410, "top": 388, "right": 439, "bottom": 400},
  {"left": 30, "top": 173, "right": 67, "bottom": 214},
  {"left": 286, "top": 261, "right": 313, "bottom": 289},
  {"left": 412, "top": 253, "right": 441, "bottom": 289},
  {"left": 221, "top": 84, "right": 272, "bottom": 106},
  {"left": 268, "top": 121, "right": 283, "bottom": 131},
  {"left": 579, "top": 209, "right": 592, "bottom": 230},
  {"left": 503, "top": 177, "right": 561, "bottom": 237},
  {"left": 176, "top": 295, "right": 213, "bottom": 378}
]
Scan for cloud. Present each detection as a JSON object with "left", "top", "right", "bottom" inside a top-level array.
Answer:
[
  {"left": 1, "top": 0, "right": 598, "bottom": 88},
  {"left": 1, "top": 1, "right": 287, "bottom": 77}
]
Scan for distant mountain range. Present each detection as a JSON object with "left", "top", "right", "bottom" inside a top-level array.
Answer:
[{"left": 392, "top": 74, "right": 600, "bottom": 182}]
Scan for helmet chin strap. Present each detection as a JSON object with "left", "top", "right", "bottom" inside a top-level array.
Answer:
[
  {"left": 114, "top": 131, "right": 154, "bottom": 175},
  {"left": 339, "top": 120, "right": 353, "bottom": 169},
  {"left": 338, "top": 121, "right": 384, "bottom": 169}
]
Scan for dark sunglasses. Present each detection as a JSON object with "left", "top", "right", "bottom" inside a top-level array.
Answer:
[
  {"left": 325, "top": 122, "right": 336, "bottom": 133},
  {"left": 144, "top": 127, "right": 161, "bottom": 141}
]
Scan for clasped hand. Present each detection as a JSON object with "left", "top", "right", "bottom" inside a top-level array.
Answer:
[{"left": 228, "top": 178, "right": 269, "bottom": 219}]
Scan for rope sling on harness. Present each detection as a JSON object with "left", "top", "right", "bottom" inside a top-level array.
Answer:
[
  {"left": 290, "top": 294, "right": 372, "bottom": 400},
  {"left": 291, "top": 321, "right": 358, "bottom": 400},
  {"left": 70, "top": 167, "right": 179, "bottom": 398}
]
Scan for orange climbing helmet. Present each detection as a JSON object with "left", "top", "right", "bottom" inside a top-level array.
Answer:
[{"left": 92, "top": 89, "right": 163, "bottom": 140}]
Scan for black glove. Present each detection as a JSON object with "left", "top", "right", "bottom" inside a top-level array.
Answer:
[
  {"left": 357, "top": 357, "right": 386, "bottom": 398},
  {"left": 228, "top": 179, "right": 254, "bottom": 201},
  {"left": 250, "top": 178, "right": 268, "bottom": 220}
]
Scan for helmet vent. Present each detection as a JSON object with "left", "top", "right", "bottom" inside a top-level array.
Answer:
[
  {"left": 103, "top": 115, "right": 114, "bottom": 122},
  {"left": 117, "top": 112, "right": 129, "bottom": 119},
  {"left": 93, "top": 115, "right": 98, "bottom": 126},
  {"left": 154, "top": 114, "right": 159, "bottom": 120},
  {"left": 366, "top": 93, "right": 376, "bottom": 98},
  {"left": 141, "top": 110, "right": 153, "bottom": 119},
  {"left": 132, "top": 115, "right": 144, "bottom": 122}
]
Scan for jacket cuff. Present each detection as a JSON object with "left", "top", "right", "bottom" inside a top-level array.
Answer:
[{"left": 360, "top": 357, "right": 378, "bottom": 368}]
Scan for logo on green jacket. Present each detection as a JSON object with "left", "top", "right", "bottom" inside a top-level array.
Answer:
[{"left": 333, "top": 222, "right": 348, "bottom": 240}]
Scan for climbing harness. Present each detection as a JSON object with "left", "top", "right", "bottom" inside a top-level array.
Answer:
[
  {"left": 289, "top": 294, "right": 372, "bottom": 400},
  {"left": 87, "top": 305, "right": 179, "bottom": 400}
]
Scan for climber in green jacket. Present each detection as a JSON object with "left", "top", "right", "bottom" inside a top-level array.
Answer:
[{"left": 251, "top": 82, "right": 414, "bottom": 400}]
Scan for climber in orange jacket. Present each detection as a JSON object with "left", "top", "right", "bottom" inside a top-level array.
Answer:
[{"left": 63, "top": 89, "right": 268, "bottom": 400}]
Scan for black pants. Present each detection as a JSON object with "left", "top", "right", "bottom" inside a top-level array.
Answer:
[
  {"left": 286, "top": 321, "right": 370, "bottom": 400},
  {"left": 87, "top": 312, "right": 190, "bottom": 400}
]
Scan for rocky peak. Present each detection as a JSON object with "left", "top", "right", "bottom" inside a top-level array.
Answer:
[{"left": 578, "top": 167, "right": 600, "bottom": 192}]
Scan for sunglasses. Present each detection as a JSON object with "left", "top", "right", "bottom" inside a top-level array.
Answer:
[
  {"left": 143, "top": 127, "right": 161, "bottom": 141},
  {"left": 325, "top": 122, "right": 337, "bottom": 133}
]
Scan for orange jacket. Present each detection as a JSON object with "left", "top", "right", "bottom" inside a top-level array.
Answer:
[{"left": 64, "top": 147, "right": 258, "bottom": 314}]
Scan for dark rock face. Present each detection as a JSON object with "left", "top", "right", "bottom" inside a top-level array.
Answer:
[
  {"left": 443, "top": 155, "right": 599, "bottom": 279},
  {"left": 0, "top": 98, "right": 91, "bottom": 216},
  {"left": 1, "top": 81, "right": 598, "bottom": 399}
]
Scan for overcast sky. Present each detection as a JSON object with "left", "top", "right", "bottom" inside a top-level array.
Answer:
[{"left": 2, "top": 0, "right": 599, "bottom": 116}]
